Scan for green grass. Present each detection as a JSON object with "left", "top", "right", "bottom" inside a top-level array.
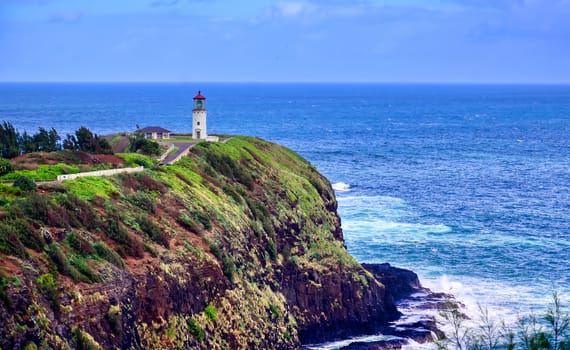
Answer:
[
  {"left": 0, "top": 183, "right": 20, "bottom": 199},
  {"left": 0, "top": 163, "right": 80, "bottom": 181},
  {"left": 204, "top": 304, "right": 217, "bottom": 322},
  {"left": 115, "top": 153, "right": 158, "bottom": 168},
  {"left": 62, "top": 177, "right": 118, "bottom": 201},
  {"left": 169, "top": 135, "right": 199, "bottom": 143},
  {"left": 166, "top": 147, "right": 179, "bottom": 157},
  {"left": 187, "top": 318, "right": 205, "bottom": 342}
]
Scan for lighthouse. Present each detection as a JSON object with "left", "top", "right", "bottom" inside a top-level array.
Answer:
[{"left": 192, "top": 91, "right": 207, "bottom": 140}]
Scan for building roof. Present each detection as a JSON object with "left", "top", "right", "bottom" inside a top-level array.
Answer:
[
  {"left": 193, "top": 91, "right": 206, "bottom": 100},
  {"left": 138, "top": 126, "right": 172, "bottom": 133}
]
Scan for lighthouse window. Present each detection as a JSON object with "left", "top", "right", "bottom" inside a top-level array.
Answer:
[{"left": 197, "top": 122, "right": 200, "bottom": 126}]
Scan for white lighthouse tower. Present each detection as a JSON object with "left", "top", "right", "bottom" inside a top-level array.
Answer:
[{"left": 192, "top": 91, "right": 207, "bottom": 140}]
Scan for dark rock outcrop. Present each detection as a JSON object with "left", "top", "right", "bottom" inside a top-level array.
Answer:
[{"left": 362, "top": 263, "right": 421, "bottom": 303}]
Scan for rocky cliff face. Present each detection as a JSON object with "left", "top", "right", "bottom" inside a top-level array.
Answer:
[{"left": 0, "top": 137, "right": 400, "bottom": 349}]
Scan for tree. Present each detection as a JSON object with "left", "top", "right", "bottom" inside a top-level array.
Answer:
[
  {"left": 32, "top": 127, "right": 60, "bottom": 152},
  {"left": 75, "top": 126, "right": 95, "bottom": 152},
  {"left": 93, "top": 135, "right": 113, "bottom": 154},
  {"left": 47, "top": 127, "right": 61, "bottom": 152},
  {"left": 62, "top": 133, "right": 77, "bottom": 150},
  {"left": 0, "top": 121, "right": 20, "bottom": 158},
  {"left": 18, "top": 131, "right": 35, "bottom": 154},
  {"left": 71, "top": 127, "right": 112, "bottom": 154}
]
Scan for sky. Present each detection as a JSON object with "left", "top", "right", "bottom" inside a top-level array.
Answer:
[{"left": 0, "top": 0, "right": 569, "bottom": 83}]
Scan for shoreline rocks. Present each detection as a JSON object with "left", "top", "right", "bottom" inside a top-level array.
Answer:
[{"left": 301, "top": 263, "right": 451, "bottom": 350}]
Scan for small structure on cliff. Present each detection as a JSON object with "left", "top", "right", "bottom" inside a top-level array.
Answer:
[{"left": 138, "top": 126, "right": 171, "bottom": 140}]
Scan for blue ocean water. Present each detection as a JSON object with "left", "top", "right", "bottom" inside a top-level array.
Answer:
[{"left": 2, "top": 83, "right": 570, "bottom": 318}]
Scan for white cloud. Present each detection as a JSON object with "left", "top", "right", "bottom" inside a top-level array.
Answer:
[{"left": 275, "top": 2, "right": 316, "bottom": 17}]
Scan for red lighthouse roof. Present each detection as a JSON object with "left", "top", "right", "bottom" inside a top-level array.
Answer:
[{"left": 193, "top": 91, "right": 206, "bottom": 100}]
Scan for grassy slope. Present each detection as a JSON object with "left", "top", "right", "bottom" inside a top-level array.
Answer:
[{"left": 0, "top": 136, "right": 377, "bottom": 349}]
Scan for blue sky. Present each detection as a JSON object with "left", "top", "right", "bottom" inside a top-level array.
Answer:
[{"left": 1, "top": 0, "right": 569, "bottom": 83}]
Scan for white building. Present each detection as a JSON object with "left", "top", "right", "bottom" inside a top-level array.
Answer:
[
  {"left": 138, "top": 126, "right": 171, "bottom": 140},
  {"left": 192, "top": 91, "right": 207, "bottom": 140}
]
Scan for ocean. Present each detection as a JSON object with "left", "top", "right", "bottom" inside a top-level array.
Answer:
[{"left": 2, "top": 83, "right": 570, "bottom": 344}]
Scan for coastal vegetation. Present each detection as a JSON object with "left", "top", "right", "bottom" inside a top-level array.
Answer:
[
  {"left": 0, "top": 121, "right": 112, "bottom": 159},
  {"left": 128, "top": 131, "right": 161, "bottom": 156},
  {"left": 0, "top": 135, "right": 393, "bottom": 349},
  {"left": 436, "top": 292, "right": 570, "bottom": 350}
]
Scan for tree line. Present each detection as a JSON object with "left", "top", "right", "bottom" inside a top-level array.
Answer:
[{"left": 0, "top": 121, "right": 112, "bottom": 159}]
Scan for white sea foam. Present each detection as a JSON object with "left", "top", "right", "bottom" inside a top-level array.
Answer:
[
  {"left": 421, "top": 274, "right": 554, "bottom": 328},
  {"left": 304, "top": 334, "right": 402, "bottom": 350},
  {"left": 332, "top": 182, "right": 351, "bottom": 192},
  {"left": 402, "top": 340, "right": 436, "bottom": 350}
]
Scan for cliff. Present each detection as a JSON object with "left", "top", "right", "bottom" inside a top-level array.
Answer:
[{"left": 0, "top": 137, "right": 401, "bottom": 349}]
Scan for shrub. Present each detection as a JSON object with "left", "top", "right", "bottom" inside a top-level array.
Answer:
[
  {"left": 66, "top": 231, "right": 94, "bottom": 256},
  {"left": 234, "top": 162, "right": 254, "bottom": 189},
  {"left": 177, "top": 212, "right": 201, "bottom": 233},
  {"left": 93, "top": 242, "right": 125, "bottom": 269},
  {"left": 269, "top": 304, "right": 280, "bottom": 318},
  {"left": 56, "top": 193, "right": 103, "bottom": 230},
  {"left": 107, "top": 304, "right": 122, "bottom": 335},
  {"left": 267, "top": 239, "right": 277, "bottom": 261},
  {"left": 435, "top": 292, "right": 570, "bottom": 350},
  {"left": 14, "top": 218, "right": 45, "bottom": 251},
  {"left": 0, "top": 275, "right": 13, "bottom": 311},
  {"left": 0, "top": 158, "right": 13, "bottom": 176},
  {"left": 204, "top": 304, "right": 217, "bottom": 323},
  {"left": 187, "top": 318, "right": 205, "bottom": 342},
  {"left": 45, "top": 242, "right": 70, "bottom": 276},
  {"left": 106, "top": 216, "right": 141, "bottom": 257},
  {"left": 121, "top": 173, "right": 161, "bottom": 192},
  {"left": 245, "top": 197, "right": 269, "bottom": 220},
  {"left": 192, "top": 210, "right": 212, "bottom": 230},
  {"left": 37, "top": 273, "right": 60, "bottom": 315},
  {"left": 10, "top": 193, "right": 50, "bottom": 223},
  {"left": 140, "top": 139, "right": 160, "bottom": 156},
  {"left": 209, "top": 243, "right": 222, "bottom": 259},
  {"left": 222, "top": 184, "right": 242, "bottom": 203},
  {"left": 70, "top": 256, "right": 100, "bottom": 283},
  {"left": 126, "top": 192, "right": 156, "bottom": 213},
  {"left": 129, "top": 135, "right": 161, "bottom": 156},
  {"left": 0, "top": 221, "right": 28, "bottom": 259},
  {"left": 136, "top": 215, "right": 169, "bottom": 248},
  {"left": 23, "top": 342, "right": 38, "bottom": 350},
  {"left": 72, "top": 328, "right": 101, "bottom": 350},
  {"left": 222, "top": 257, "right": 236, "bottom": 283},
  {"left": 13, "top": 176, "right": 36, "bottom": 192}
]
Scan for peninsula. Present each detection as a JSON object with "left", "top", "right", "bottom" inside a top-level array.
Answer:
[{"left": 0, "top": 136, "right": 435, "bottom": 349}]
